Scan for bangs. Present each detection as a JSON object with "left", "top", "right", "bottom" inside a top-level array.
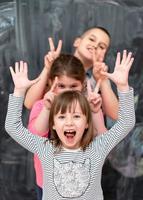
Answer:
[{"left": 53, "top": 91, "right": 88, "bottom": 115}]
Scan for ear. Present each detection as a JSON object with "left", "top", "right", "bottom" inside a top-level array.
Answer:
[
  {"left": 53, "top": 125, "right": 55, "bottom": 130},
  {"left": 73, "top": 37, "right": 81, "bottom": 48}
]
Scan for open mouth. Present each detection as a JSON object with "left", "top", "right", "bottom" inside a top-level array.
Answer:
[{"left": 64, "top": 131, "right": 76, "bottom": 138}]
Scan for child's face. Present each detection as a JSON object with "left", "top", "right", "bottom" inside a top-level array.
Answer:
[
  {"left": 74, "top": 28, "right": 110, "bottom": 68},
  {"left": 53, "top": 101, "right": 88, "bottom": 149},
  {"left": 53, "top": 75, "right": 83, "bottom": 94}
]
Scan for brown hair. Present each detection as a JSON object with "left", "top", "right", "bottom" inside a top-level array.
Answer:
[
  {"left": 49, "top": 90, "right": 94, "bottom": 150},
  {"left": 49, "top": 54, "right": 85, "bottom": 84}
]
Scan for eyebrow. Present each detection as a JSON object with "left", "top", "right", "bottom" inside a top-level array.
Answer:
[{"left": 90, "top": 34, "right": 108, "bottom": 47}]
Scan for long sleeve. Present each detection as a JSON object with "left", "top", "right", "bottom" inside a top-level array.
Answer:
[
  {"left": 5, "top": 94, "right": 48, "bottom": 155},
  {"left": 93, "top": 88, "right": 136, "bottom": 157}
]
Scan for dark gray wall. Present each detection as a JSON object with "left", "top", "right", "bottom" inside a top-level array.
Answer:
[{"left": 0, "top": 0, "right": 143, "bottom": 199}]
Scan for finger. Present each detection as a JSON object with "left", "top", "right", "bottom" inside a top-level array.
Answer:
[
  {"left": 50, "top": 76, "right": 58, "bottom": 92},
  {"left": 56, "top": 40, "right": 62, "bottom": 54},
  {"left": 91, "top": 98, "right": 102, "bottom": 106},
  {"left": 115, "top": 52, "right": 121, "bottom": 68},
  {"left": 48, "top": 37, "right": 55, "bottom": 51},
  {"left": 15, "top": 62, "right": 19, "bottom": 73},
  {"left": 94, "top": 79, "right": 101, "bottom": 94},
  {"left": 124, "top": 52, "right": 133, "bottom": 68},
  {"left": 101, "top": 63, "right": 108, "bottom": 72},
  {"left": 87, "top": 79, "right": 92, "bottom": 96},
  {"left": 23, "top": 62, "right": 28, "bottom": 74},
  {"left": 92, "top": 49, "right": 97, "bottom": 66},
  {"left": 98, "top": 52, "right": 105, "bottom": 62},
  {"left": 126, "top": 57, "right": 134, "bottom": 72},
  {"left": 9, "top": 66, "right": 15, "bottom": 78},
  {"left": 47, "top": 52, "right": 54, "bottom": 62},
  {"left": 19, "top": 61, "right": 24, "bottom": 72},
  {"left": 121, "top": 50, "right": 127, "bottom": 65},
  {"left": 100, "top": 71, "right": 112, "bottom": 79}
]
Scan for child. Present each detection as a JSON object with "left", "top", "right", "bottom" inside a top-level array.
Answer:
[
  {"left": 28, "top": 53, "right": 105, "bottom": 199},
  {"left": 5, "top": 50, "right": 135, "bottom": 200},
  {"left": 24, "top": 27, "right": 119, "bottom": 120}
]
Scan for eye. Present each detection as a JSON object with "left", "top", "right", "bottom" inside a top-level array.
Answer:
[
  {"left": 89, "top": 38, "right": 95, "bottom": 42},
  {"left": 99, "top": 45, "right": 106, "bottom": 50},
  {"left": 71, "top": 85, "right": 78, "bottom": 88},
  {"left": 57, "top": 83, "right": 65, "bottom": 89},
  {"left": 58, "top": 115, "right": 65, "bottom": 119},
  {"left": 73, "top": 114, "right": 81, "bottom": 119}
]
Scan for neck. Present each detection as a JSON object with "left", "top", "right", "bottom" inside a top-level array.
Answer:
[{"left": 74, "top": 52, "right": 92, "bottom": 71}]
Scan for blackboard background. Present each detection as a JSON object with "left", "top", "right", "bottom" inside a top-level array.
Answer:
[{"left": 0, "top": 0, "right": 143, "bottom": 199}]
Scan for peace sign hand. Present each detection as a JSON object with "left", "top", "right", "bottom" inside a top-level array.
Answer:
[
  {"left": 43, "top": 77, "right": 58, "bottom": 110},
  {"left": 92, "top": 49, "right": 108, "bottom": 81},
  {"left": 87, "top": 79, "right": 102, "bottom": 113},
  {"left": 44, "top": 38, "right": 62, "bottom": 71},
  {"left": 10, "top": 61, "right": 40, "bottom": 96}
]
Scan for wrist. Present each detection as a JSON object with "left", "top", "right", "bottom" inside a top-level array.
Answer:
[
  {"left": 42, "top": 66, "right": 50, "bottom": 76},
  {"left": 117, "top": 84, "right": 129, "bottom": 92},
  {"left": 14, "top": 88, "right": 26, "bottom": 97}
]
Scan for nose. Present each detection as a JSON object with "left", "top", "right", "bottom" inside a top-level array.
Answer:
[
  {"left": 65, "top": 115, "right": 73, "bottom": 126},
  {"left": 92, "top": 43, "right": 98, "bottom": 49}
]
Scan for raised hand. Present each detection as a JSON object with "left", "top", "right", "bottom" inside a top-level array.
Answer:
[
  {"left": 10, "top": 61, "right": 40, "bottom": 95},
  {"left": 43, "top": 77, "right": 58, "bottom": 109},
  {"left": 87, "top": 79, "right": 102, "bottom": 113},
  {"left": 101, "top": 50, "right": 134, "bottom": 91},
  {"left": 44, "top": 38, "right": 62, "bottom": 71}
]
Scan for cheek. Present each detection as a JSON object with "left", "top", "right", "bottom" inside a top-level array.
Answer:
[{"left": 55, "top": 88, "right": 63, "bottom": 94}]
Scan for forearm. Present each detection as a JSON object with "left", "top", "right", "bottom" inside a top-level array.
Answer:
[
  {"left": 100, "top": 79, "right": 119, "bottom": 120},
  {"left": 92, "top": 109, "right": 107, "bottom": 136},
  {"left": 5, "top": 95, "right": 42, "bottom": 154},
  {"left": 99, "top": 88, "right": 135, "bottom": 157},
  {"left": 24, "top": 67, "right": 49, "bottom": 109},
  {"left": 33, "top": 106, "right": 50, "bottom": 135}
]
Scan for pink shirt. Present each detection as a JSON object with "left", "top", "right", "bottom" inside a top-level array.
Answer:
[{"left": 28, "top": 99, "right": 48, "bottom": 188}]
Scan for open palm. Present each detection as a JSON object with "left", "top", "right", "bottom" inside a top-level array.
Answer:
[
  {"left": 10, "top": 61, "right": 39, "bottom": 91},
  {"left": 101, "top": 50, "right": 134, "bottom": 87}
]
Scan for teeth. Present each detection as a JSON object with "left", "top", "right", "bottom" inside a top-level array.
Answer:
[
  {"left": 65, "top": 130, "right": 74, "bottom": 133},
  {"left": 64, "top": 131, "right": 76, "bottom": 136}
]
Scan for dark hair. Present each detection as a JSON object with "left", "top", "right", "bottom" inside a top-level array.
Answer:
[
  {"left": 81, "top": 26, "right": 111, "bottom": 39},
  {"left": 96, "top": 26, "right": 111, "bottom": 39},
  {"left": 49, "top": 54, "right": 85, "bottom": 84},
  {"left": 49, "top": 90, "right": 94, "bottom": 150}
]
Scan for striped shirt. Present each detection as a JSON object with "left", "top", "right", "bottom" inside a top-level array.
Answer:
[{"left": 5, "top": 89, "right": 135, "bottom": 200}]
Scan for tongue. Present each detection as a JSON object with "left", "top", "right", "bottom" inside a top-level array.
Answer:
[{"left": 66, "top": 133, "right": 74, "bottom": 138}]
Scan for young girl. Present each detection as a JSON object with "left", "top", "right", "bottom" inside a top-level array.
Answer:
[
  {"left": 5, "top": 50, "right": 135, "bottom": 200},
  {"left": 28, "top": 53, "right": 105, "bottom": 199}
]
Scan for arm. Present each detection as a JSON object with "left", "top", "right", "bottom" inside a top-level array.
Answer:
[
  {"left": 24, "top": 38, "right": 62, "bottom": 109},
  {"left": 92, "top": 109, "right": 107, "bottom": 136},
  {"left": 24, "top": 66, "right": 49, "bottom": 109},
  {"left": 86, "top": 79, "right": 107, "bottom": 135},
  {"left": 5, "top": 94, "right": 48, "bottom": 154},
  {"left": 5, "top": 61, "right": 48, "bottom": 154},
  {"left": 92, "top": 52, "right": 119, "bottom": 120},
  {"left": 28, "top": 99, "right": 49, "bottom": 137},
  {"left": 28, "top": 77, "right": 57, "bottom": 134},
  {"left": 96, "top": 88, "right": 135, "bottom": 157},
  {"left": 94, "top": 50, "right": 135, "bottom": 156},
  {"left": 100, "top": 78, "right": 119, "bottom": 120}
]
